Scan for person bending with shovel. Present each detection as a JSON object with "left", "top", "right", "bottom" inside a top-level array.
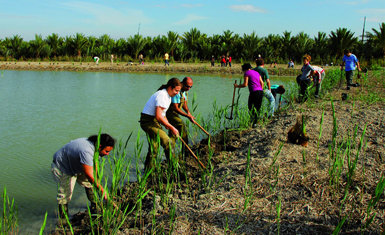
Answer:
[
  {"left": 166, "top": 77, "right": 196, "bottom": 157},
  {"left": 51, "top": 133, "right": 115, "bottom": 224},
  {"left": 140, "top": 78, "right": 181, "bottom": 175}
]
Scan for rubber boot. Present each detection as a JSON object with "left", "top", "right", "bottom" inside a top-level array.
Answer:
[{"left": 85, "top": 187, "right": 97, "bottom": 215}]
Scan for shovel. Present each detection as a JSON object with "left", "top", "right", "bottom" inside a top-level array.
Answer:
[
  {"left": 226, "top": 80, "right": 237, "bottom": 120},
  {"left": 178, "top": 136, "right": 206, "bottom": 169}
]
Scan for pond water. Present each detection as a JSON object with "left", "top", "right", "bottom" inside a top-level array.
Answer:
[{"left": 0, "top": 70, "right": 293, "bottom": 233}]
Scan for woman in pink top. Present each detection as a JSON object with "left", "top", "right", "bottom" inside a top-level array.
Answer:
[{"left": 234, "top": 63, "right": 264, "bottom": 125}]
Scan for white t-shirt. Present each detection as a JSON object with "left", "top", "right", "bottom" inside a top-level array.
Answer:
[{"left": 142, "top": 89, "right": 171, "bottom": 116}]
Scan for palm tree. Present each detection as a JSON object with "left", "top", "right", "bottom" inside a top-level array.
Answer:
[
  {"left": 221, "top": 30, "right": 234, "bottom": 54},
  {"left": 127, "top": 34, "right": 147, "bottom": 60},
  {"left": 313, "top": 32, "right": 328, "bottom": 64},
  {"left": 280, "top": 31, "right": 295, "bottom": 60},
  {"left": 70, "top": 33, "right": 89, "bottom": 58},
  {"left": 329, "top": 28, "right": 358, "bottom": 58},
  {"left": 166, "top": 31, "right": 179, "bottom": 57},
  {"left": 30, "top": 34, "right": 47, "bottom": 58},
  {"left": 45, "top": 33, "right": 62, "bottom": 58},
  {"left": 241, "top": 32, "right": 262, "bottom": 61},
  {"left": 97, "top": 34, "right": 115, "bottom": 59},
  {"left": 4, "top": 35, "right": 23, "bottom": 59},
  {"left": 261, "top": 34, "right": 281, "bottom": 62},
  {"left": 292, "top": 32, "right": 314, "bottom": 61},
  {"left": 367, "top": 22, "right": 385, "bottom": 58},
  {"left": 182, "top": 28, "right": 203, "bottom": 60}
]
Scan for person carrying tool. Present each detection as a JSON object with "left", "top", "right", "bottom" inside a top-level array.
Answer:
[
  {"left": 253, "top": 58, "right": 275, "bottom": 117},
  {"left": 234, "top": 63, "right": 264, "bottom": 126},
  {"left": 166, "top": 77, "right": 195, "bottom": 156},
  {"left": 140, "top": 78, "right": 182, "bottom": 173},
  {"left": 341, "top": 49, "right": 361, "bottom": 89},
  {"left": 51, "top": 133, "right": 115, "bottom": 223}
]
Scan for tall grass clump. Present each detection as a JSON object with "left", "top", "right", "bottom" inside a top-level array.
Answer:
[{"left": 1, "top": 186, "right": 18, "bottom": 234}]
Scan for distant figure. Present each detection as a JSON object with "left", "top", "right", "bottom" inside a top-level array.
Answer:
[
  {"left": 51, "top": 134, "right": 115, "bottom": 223},
  {"left": 288, "top": 60, "right": 294, "bottom": 68},
  {"left": 221, "top": 55, "right": 226, "bottom": 67},
  {"left": 211, "top": 55, "right": 215, "bottom": 67},
  {"left": 341, "top": 49, "right": 361, "bottom": 89},
  {"left": 110, "top": 54, "right": 114, "bottom": 64},
  {"left": 93, "top": 56, "right": 99, "bottom": 65},
  {"left": 164, "top": 52, "right": 170, "bottom": 66},
  {"left": 139, "top": 54, "right": 144, "bottom": 65},
  {"left": 228, "top": 56, "right": 232, "bottom": 67},
  {"left": 226, "top": 56, "right": 229, "bottom": 67},
  {"left": 270, "top": 61, "right": 277, "bottom": 68}
]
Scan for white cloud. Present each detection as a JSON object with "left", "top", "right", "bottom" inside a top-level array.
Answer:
[
  {"left": 173, "top": 14, "right": 207, "bottom": 25},
  {"left": 358, "top": 8, "right": 385, "bottom": 14},
  {"left": 230, "top": 5, "right": 266, "bottom": 13},
  {"left": 61, "top": 1, "right": 152, "bottom": 26}
]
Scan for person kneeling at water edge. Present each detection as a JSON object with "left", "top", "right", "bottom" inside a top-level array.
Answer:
[
  {"left": 166, "top": 77, "right": 195, "bottom": 157},
  {"left": 51, "top": 133, "right": 115, "bottom": 222},
  {"left": 234, "top": 63, "right": 264, "bottom": 126},
  {"left": 140, "top": 78, "right": 181, "bottom": 174}
]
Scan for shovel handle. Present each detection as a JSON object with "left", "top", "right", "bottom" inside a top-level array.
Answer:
[
  {"left": 194, "top": 121, "right": 210, "bottom": 136},
  {"left": 229, "top": 80, "right": 237, "bottom": 119},
  {"left": 178, "top": 136, "right": 206, "bottom": 169}
]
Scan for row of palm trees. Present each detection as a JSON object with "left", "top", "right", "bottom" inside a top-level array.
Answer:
[{"left": 0, "top": 23, "right": 384, "bottom": 65}]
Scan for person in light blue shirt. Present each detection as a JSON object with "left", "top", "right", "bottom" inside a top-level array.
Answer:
[{"left": 341, "top": 49, "right": 361, "bottom": 88}]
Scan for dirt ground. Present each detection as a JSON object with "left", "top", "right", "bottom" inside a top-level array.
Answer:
[{"left": 44, "top": 69, "right": 384, "bottom": 234}]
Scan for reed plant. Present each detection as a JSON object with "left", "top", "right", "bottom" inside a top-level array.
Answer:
[
  {"left": 276, "top": 196, "right": 282, "bottom": 235},
  {"left": 1, "top": 186, "right": 18, "bottom": 234},
  {"left": 363, "top": 175, "right": 385, "bottom": 231},
  {"left": 38, "top": 212, "right": 48, "bottom": 235},
  {"left": 242, "top": 146, "right": 253, "bottom": 212},
  {"left": 316, "top": 109, "right": 325, "bottom": 162}
]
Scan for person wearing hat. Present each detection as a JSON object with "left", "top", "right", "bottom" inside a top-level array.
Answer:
[
  {"left": 234, "top": 63, "right": 264, "bottom": 125},
  {"left": 166, "top": 77, "right": 195, "bottom": 156},
  {"left": 51, "top": 133, "right": 115, "bottom": 222}
]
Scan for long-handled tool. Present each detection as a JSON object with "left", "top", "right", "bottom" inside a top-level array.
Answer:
[
  {"left": 178, "top": 136, "right": 206, "bottom": 169},
  {"left": 226, "top": 80, "right": 237, "bottom": 120},
  {"left": 194, "top": 121, "right": 210, "bottom": 136}
]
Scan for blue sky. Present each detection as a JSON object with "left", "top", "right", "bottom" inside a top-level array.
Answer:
[{"left": 1, "top": 0, "right": 384, "bottom": 41}]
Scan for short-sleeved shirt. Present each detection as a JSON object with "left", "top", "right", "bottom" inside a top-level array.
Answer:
[
  {"left": 300, "top": 63, "right": 314, "bottom": 80},
  {"left": 245, "top": 70, "right": 263, "bottom": 92},
  {"left": 343, "top": 54, "right": 358, "bottom": 71},
  {"left": 171, "top": 91, "right": 187, "bottom": 104},
  {"left": 253, "top": 66, "right": 269, "bottom": 89},
  {"left": 53, "top": 138, "right": 95, "bottom": 176},
  {"left": 164, "top": 53, "right": 169, "bottom": 60},
  {"left": 142, "top": 89, "right": 171, "bottom": 117}
]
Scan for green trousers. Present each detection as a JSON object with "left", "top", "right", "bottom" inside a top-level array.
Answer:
[
  {"left": 140, "top": 113, "right": 175, "bottom": 172},
  {"left": 166, "top": 107, "right": 188, "bottom": 155}
]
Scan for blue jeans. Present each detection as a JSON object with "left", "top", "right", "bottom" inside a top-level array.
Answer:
[{"left": 263, "top": 89, "right": 275, "bottom": 117}]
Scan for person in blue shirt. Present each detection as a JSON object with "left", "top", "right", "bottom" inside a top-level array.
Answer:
[
  {"left": 166, "top": 77, "right": 195, "bottom": 156},
  {"left": 341, "top": 49, "right": 361, "bottom": 89}
]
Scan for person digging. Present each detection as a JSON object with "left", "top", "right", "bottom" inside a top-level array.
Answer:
[{"left": 51, "top": 133, "right": 115, "bottom": 224}]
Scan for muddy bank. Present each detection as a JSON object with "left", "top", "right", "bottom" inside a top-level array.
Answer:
[
  {"left": 1, "top": 61, "right": 311, "bottom": 76},
  {"left": 52, "top": 71, "right": 384, "bottom": 234}
]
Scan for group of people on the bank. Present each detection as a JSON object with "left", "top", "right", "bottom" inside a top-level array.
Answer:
[{"left": 51, "top": 49, "right": 362, "bottom": 225}]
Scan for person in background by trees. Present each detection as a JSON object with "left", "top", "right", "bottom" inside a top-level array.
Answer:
[
  {"left": 51, "top": 134, "right": 116, "bottom": 223},
  {"left": 253, "top": 58, "right": 275, "bottom": 117},
  {"left": 139, "top": 53, "right": 144, "bottom": 65},
  {"left": 226, "top": 55, "right": 229, "bottom": 67},
  {"left": 228, "top": 55, "right": 232, "bottom": 67},
  {"left": 139, "top": 78, "right": 182, "bottom": 175},
  {"left": 111, "top": 54, "right": 114, "bottom": 64},
  {"left": 297, "top": 54, "right": 316, "bottom": 102},
  {"left": 166, "top": 77, "right": 195, "bottom": 157},
  {"left": 234, "top": 63, "right": 264, "bottom": 126},
  {"left": 93, "top": 56, "right": 99, "bottom": 65},
  {"left": 211, "top": 55, "right": 215, "bottom": 67},
  {"left": 288, "top": 59, "right": 294, "bottom": 68},
  {"left": 164, "top": 52, "right": 170, "bottom": 66},
  {"left": 341, "top": 49, "right": 361, "bottom": 89}
]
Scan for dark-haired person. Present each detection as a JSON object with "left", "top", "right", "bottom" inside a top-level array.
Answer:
[
  {"left": 234, "top": 63, "right": 264, "bottom": 125},
  {"left": 166, "top": 77, "right": 195, "bottom": 156},
  {"left": 271, "top": 85, "right": 286, "bottom": 109},
  {"left": 140, "top": 78, "right": 182, "bottom": 173},
  {"left": 341, "top": 49, "right": 361, "bottom": 89},
  {"left": 310, "top": 66, "right": 325, "bottom": 98},
  {"left": 51, "top": 133, "right": 116, "bottom": 222},
  {"left": 253, "top": 58, "right": 275, "bottom": 117}
]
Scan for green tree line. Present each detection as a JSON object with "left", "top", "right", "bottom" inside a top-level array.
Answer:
[{"left": 0, "top": 23, "right": 384, "bottom": 65}]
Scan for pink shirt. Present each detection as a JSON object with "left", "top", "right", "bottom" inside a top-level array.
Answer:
[{"left": 245, "top": 70, "right": 263, "bottom": 92}]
